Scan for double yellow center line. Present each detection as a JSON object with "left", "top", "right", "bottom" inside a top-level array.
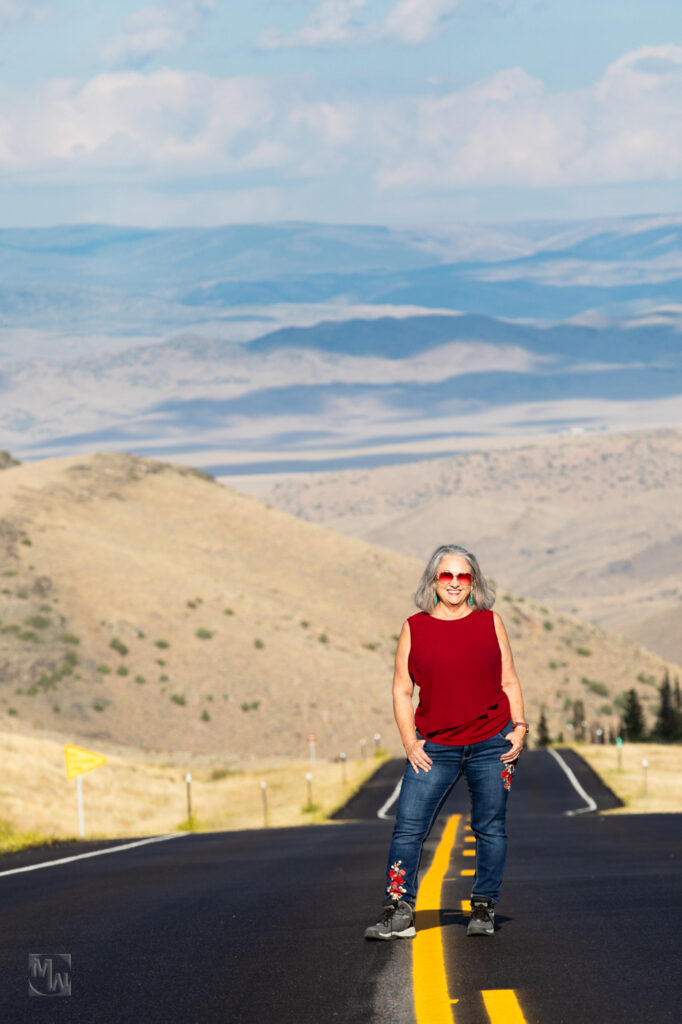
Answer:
[{"left": 412, "top": 814, "right": 528, "bottom": 1023}]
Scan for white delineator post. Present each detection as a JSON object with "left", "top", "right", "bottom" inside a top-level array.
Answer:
[{"left": 185, "top": 773, "right": 192, "bottom": 820}]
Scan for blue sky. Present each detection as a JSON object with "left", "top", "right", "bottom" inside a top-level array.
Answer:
[{"left": 1, "top": 0, "right": 681, "bottom": 226}]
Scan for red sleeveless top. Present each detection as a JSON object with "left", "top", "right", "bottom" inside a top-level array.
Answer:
[{"left": 407, "top": 609, "right": 511, "bottom": 744}]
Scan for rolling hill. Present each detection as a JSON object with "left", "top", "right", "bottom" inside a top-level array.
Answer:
[
  {"left": 0, "top": 452, "right": 676, "bottom": 759},
  {"left": 243, "top": 427, "right": 682, "bottom": 666}
]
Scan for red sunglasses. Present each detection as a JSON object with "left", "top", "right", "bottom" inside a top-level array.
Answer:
[{"left": 437, "top": 571, "right": 472, "bottom": 584}]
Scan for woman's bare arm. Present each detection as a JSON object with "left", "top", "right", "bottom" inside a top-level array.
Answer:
[
  {"left": 393, "top": 620, "right": 432, "bottom": 773},
  {"left": 493, "top": 611, "right": 527, "bottom": 761}
]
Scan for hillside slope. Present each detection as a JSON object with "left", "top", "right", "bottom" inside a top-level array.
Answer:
[
  {"left": 245, "top": 428, "right": 682, "bottom": 665},
  {"left": 0, "top": 453, "right": 676, "bottom": 757}
]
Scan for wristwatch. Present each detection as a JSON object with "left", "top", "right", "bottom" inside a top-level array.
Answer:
[{"left": 513, "top": 721, "right": 530, "bottom": 733}]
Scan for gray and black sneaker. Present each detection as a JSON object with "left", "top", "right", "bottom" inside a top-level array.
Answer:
[
  {"left": 364, "top": 898, "right": 416, "bottom": 940},
  {"left": 467, "top": 896, "right": 495, "bottom": 936}
]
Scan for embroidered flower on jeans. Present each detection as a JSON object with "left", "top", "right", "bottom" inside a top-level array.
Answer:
[
  {"left": 501, "top": 763, "right": 516, "bottom": 791},
  {"left": 387, "top": 860, "right": 407, "bottom": 899}
]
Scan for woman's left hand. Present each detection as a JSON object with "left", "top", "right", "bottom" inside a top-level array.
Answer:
[{"left": 501, "top": 726, "right": 526, "bottom": 763}]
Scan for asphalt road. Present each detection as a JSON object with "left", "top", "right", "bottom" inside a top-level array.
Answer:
[{"left": 0, "top": 749, "right": 680, "bottom": 1024}]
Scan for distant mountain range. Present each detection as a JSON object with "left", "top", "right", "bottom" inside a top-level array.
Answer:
[{"left": 1, "top": 216, "right": 681, "bottom": 469}]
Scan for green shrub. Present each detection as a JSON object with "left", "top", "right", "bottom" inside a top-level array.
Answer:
[
  {"left": 117, "top": 665, "right": 129, "bottom": 677},
  {"left": 598, "top": 703, "right": 613, "bottom": 715},
  {"left": 16, "top": 591, "right": 28, "bottom": 599},
  {"left": 171, "top": 694, "right": 186, "bottom": 706},
  {"left": 253, "top": 638, "right": 264, "bottom": 649},
  {"left": 300, "top": 619, "right": 309, "bottom": 628},
  {"left": 187, "top": 601, "right": 197, "bottom": 609},
  {"left": 8, "top": 708, "right": 18, "bottom": 716},
  {"left": 156, "top": 658, "right": 166, "bottom": 667},
  {"left": 636, "top": 672, "right": 656, "bottom": 686},
  {"left": 581, "top": 678, "right": 609, "bottom": 696},
  {"left": 160, "top": 674, "right": 169, "bottom": 682},
  {"left": 110, "top": 637, "right": 129, "bottom": 657},
  {"left": 196, "top": 628, "right": 214, "bottom": 640},
  {"left": 201, "top": 709, "right": 211, "bottom": 722},
  {"left": 543, "top": 620, "right": 554, "bottom": 631},
  {"left": 21, "top": 537, "right": 32, "bottom": 546},
  {"left": 318, "top": 633, "right": 329, "bottom": 644},
  {"left": 93, "top": 702, "right": 105, "bottom": 712},
  {"left": 18, "top": 630, "right": 41, "bottom": 642},
  {"left": 576, "top": 647, "right": 592, "bottom": 657},
  {"left": 241, "top": 700, "right": 260, "bottom": 712},
  {"left": 548, "top": 660, "right": 558, "bottom": 669},
  {"left": 52, "top": 705, "right": 60, "bottom": 713},
  {"left": 2, "top": 570, "right": 17, "bottom": 577},
  {"left": 155, "top": 639, "right": 170, "bottom": 649},
  {"left": 61, "top": 633, "right": 80, "bottom": 644},
  {"left": 64, "top": 650, "right": 78, "bottom": 667},
  {"left": 135, "top": 675, "right": 146, "bottom": 684},
  {"left": 363, "top": 642, "right": 378, "bottom": 651},
  {"left": 25, "top": 615, "right": 50, "bottom": 629},
  {"left": 26, "top": 686, "right": 38, "bottom": 696},
  {"left": 224, "top": 608, "right": 234, "bottom": 616},
  {"left": 210, "top": 768, "right": 240, "bottom": 781},
  {"left": 96, "top": 664, "right": 111, "bottom": 674}
]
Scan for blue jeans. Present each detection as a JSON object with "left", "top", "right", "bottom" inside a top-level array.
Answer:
[{"left": 385, "top": 722, "right": 514, "bottom": 906}]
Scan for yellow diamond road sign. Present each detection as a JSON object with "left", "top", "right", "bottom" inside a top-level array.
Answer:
[{"left": 65, "top": 744, "right": 107, "bottom": 780}]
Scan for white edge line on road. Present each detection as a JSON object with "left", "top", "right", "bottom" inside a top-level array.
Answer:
[
  {"left": 0, "top": 831, "right": 191, "bottom": 878},
  {"left": 377, "top": 778, "right": 402, "bottom": 820},
  {"left": 548, "top": 748, "right": 598, "bottom": 816}
]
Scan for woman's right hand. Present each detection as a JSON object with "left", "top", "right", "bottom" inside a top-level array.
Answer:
[{"left": 405, "top": 738, "right": 433, "bottom": 774}]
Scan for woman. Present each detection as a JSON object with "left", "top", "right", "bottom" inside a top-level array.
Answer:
[{"left": 365, "top": 543, "right": 528, "bottom": 939}]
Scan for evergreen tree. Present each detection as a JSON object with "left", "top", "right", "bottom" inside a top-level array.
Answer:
[
  {"left": 572, "top": 699, "right": 586, "bottom": 741},
  {"left": 537, "top": 708, "right": 551, "bottom": 748},
  {"left": 653, "top": 671, "right": 679, "bottom": 742},
  {"left": 623, "top": 689, "right": 646, "bottom": 741}
]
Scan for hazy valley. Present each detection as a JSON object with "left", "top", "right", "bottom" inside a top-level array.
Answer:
[{"left": 1, "top": 217, "right": 681, "bottom": 474}]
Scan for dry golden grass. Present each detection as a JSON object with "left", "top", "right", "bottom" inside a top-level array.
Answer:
[
  {"left": 1, "top": 451, "right": 677, "bottom": 760},
  {"left": 572, "top": 742, "right": 682, "bottom": 814},
  {"left": 0, "top": 728, "right": 384, "bottom": 849}
]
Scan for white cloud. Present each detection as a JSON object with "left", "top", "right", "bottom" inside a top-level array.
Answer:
[
  {"left": 1, "top": 45, "right": 681, "bottom": 210},
  {"left": 256, "top": 0, "right": 514, "bottom": 51},
  {"left": 0, "top": 0, "right": 46, "bottom": 26},
  {"left": 257, "top": 0, "right": 368, "bottom": 51},
  {"left": 373, "top": 45, "right": 682, "bottom": 190},
  {"left": 102, "top": 0, "right": 215, "bottom": 67},
  {"left": 0, "top": 70, "right": 282, "bottom": 175},
  {"left": 383, "top": 0, "right": 459, "bottom": 45}
]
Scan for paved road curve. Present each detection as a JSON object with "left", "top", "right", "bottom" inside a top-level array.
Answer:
[{"left": 0, "top": 749, "right": 680, "bottom": 1023}]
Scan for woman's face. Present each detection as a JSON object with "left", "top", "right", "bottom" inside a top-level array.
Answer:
[{"left": 434, "top": 554, "right": 473, "bottom": 608}]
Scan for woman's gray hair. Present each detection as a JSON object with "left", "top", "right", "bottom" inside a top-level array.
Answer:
[{"left": 413, "top": 543, "right": 496, "bottom": 613}]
